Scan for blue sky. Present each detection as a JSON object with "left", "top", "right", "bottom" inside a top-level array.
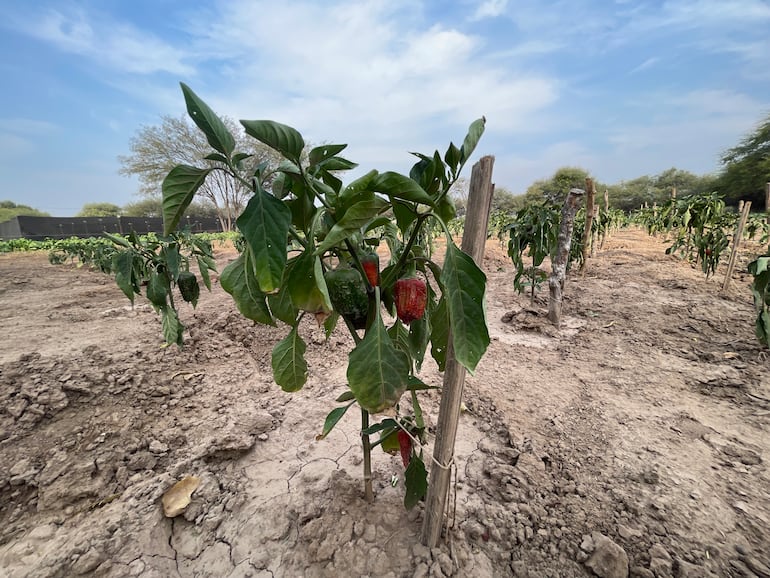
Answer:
[{"left": 0, "top": 0, "right": 768, "bottom": 216}]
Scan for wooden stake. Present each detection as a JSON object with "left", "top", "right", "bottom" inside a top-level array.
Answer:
[
  {"left": 421, "top": 155, "right": 495, "bottom": 548},
  {"left": 722, "top": 201, "right": 752, "bottom": 292},
  {"left": 548, "top": 188, "right": 585, "bottom": 327},
  {"left": 672, "top": 186, "right": 677, "bottom": 200},
  {"left": 604, "top": 188, "right": 609, "bottom": 211},
  {"left": 765, "top": 182, "right": 769, "bottom": 226},
  {"left": 580, "top": 178, "right": 596, "bottom": 271}
]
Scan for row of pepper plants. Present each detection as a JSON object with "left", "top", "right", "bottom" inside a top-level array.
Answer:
[
  {"left": 102, "top": 83, "right": 491, "bottom": 507},
  {"left": 635, "top": 193, "right": 770, "bottom": 348},
  {"left": 504, "top": 202, "right": 627, "bottom": 303}
]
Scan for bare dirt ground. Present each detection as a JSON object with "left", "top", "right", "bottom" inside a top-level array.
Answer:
[{"left": 0, "top": 228, "right": 768, "bottom": 578}]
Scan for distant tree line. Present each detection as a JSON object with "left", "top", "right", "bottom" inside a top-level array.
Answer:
[{"left": 4, "top": 111, "right": 767, "bottom": 225}]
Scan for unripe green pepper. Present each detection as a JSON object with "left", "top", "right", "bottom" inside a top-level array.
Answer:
[
  {"left": 177, "top": 271, "right": 200, "bottom": 307},
  {"left": 325, "top": 266, "right": 369, "bottom": 330}
]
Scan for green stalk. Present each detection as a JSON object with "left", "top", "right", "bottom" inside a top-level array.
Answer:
[
  {"left": 381, "top": 213, "right": 432, "bottom": 289},
  {"left": 361, "top": 408, "right": 374, "bottom": 503}
]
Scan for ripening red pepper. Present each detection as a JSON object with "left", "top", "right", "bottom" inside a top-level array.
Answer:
[
  {"left": 394, "top": 276, "right": 427, "bottom": 324},
  {"left": 397, "top": 429, "right": 412, "bottom": 468},
  {"left": 361, "top": 253, "right": 380, "bottom": 287}
]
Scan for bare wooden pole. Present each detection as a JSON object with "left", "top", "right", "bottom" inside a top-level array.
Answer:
[
  {"left": 421, "top": 155, "right": 495, "bottom": 548},
  {"left": 580, "top": 178, "right": 596, "bottom": 271},
  {"left": 671, "top": 186, "right": 677, "bottom": 200},
  {"left": 548, "top": 188, "right": 585, "bottom": 327},
  {"left": 604, "top": 188, "right": 609, "bottom": 211},
  {"left": 765, "top": 182, "right": 769, "bottom": 226},
  {"left": 722, "top": 201, "right": 752, "bottom": 292}
]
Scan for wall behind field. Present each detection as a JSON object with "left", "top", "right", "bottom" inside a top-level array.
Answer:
[{"left": 0, "top": 216, "right": 223, "bottom": 240}]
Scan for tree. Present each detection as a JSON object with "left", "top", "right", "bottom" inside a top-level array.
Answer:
[
  {"left": 717, "top": 113, "right": 770, "bottom": 209},
  {"left": 490, "top": 186, "right": 524, "bottom": 213},
  {"left": 119, "top": 115, "right": 283, "bottom": 230},
  {"left": 607, "top": 169, "right": 718, "bottom": 212},
  {"left": 76, "top": 203, "right": 121, "bottom": 217},
  {"left": 524, "top": 167, "right": 592, "bottom": 205},
  {"left": 122, "top": 198, "right": 219, "bottom": 219},
  {"left": 121, "top": 198, "right": 162, "bottom": 218},
  {"left": 0, "top": 201, "right": 50, "bottom": 223}
]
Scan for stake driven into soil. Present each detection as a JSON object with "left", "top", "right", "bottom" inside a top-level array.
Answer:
[
  {"left": 422, "top": 155, "right": 495, "bottom": 547},
  {"left": 548, "top": 188, "right": 585, "bottom": 327}
]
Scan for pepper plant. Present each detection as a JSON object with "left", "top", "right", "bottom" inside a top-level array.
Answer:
[
  {"left": 748, "top": 248, "right": 770, "bottom": 348},
  {"left": 105, "top": 229, "right": 217, "bottom": 346},
  {"left": 638, "top": 193, "right": 735, "bottom": 278},
  {"left": 505, "top": 202, "right": 560, "bottom": 303},
  {"left": 157, "top": 83, "right": 490, "bottom": 505}
]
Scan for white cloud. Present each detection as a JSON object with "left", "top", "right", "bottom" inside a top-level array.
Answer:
[
  {"left": 472, "top": 0, "right": 509, "bottom": 21},
  {"left": 0, "top": 118, "right": 59, "bottom": 134},
  {"left": 628, "top": 57, "right": 659, "bottom": 75},
  {"left": 0, "top": 133, "right": 34, "bottom": 157},
  {"left": 19, "top": 7, "right": 195, "bottom": 75},
  {"left": 660, "top": 0, "right": 770, "bottom": 27},
  {"left": 177, "top": 0, "right": 559, "bottom": 176}
]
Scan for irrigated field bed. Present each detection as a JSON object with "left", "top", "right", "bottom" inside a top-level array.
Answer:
[{"left": 1, "top": 228, "right": 768, "bottom": 577}]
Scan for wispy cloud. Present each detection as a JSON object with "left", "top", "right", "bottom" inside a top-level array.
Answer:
[
  {"left": 17, "top": 7, "right": 195, "bottom": 75},
  {"left": 183, "top": 0, "right": 558, "bottom": 159},
  {"left": 471, "top": 0, "right": 509, "bottom": 21},
  {"left": 629, "top": 57, "right": 659, "bottom": 75},
  {"left": 0, "top": 118, "right": 59, "bottom": 134}
]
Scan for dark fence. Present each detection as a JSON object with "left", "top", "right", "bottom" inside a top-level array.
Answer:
[{"left": 0, "top": 216, "right": 224, "bottom": 240}]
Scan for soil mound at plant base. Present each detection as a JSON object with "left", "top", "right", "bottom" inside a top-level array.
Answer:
[{"left": 1, "top": 229, "right": 768, "bottom": 576}]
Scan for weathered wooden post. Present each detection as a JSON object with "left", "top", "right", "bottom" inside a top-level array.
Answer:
[
  {"left": 604, "top": 188, "right": 609, "bottom": 211},
  {"left": 671, "top": 186, "right": 677, "bottom": 200},
  {"left": 548, "top": 188, "right": 585, "bottom": 327},
  {"left": 580, "top": 178, "right": 596, "bottom": 271},
  {"left": 421, "top": 155, "right": 495, "bottom": 548},
  {"left": 722, "top": 201, "right": 752, "bottom": 292},
  {"left": 765, "top": 182, "right": 769, "bottom": 226}
]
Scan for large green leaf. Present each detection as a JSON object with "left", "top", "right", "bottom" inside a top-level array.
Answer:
[
  {"left": 441, "top": 242, "right": 489, "bottom": 373},
  {"left": 220, "top": 254, "right": 275, "bottom": 325},
  {"left": 408, "top": 315, "right": 431, "bottom": 372},
  {"left": 162, "top": 165, "right": 212, "bottom": 235},
  {"left": 315, "top": 196, "right": 389, "bottom": 254},
  {"left": 347, "top": 314, "right": 410, "bottom": 414},
  {"left": 392, "top": 200, "right": 418, "bottom": 235},
  {"left": 287, "top": 250, "right": 333, "bottom": 317},
  {"left": 444, "top": 141, "right": 461, "bottom": 174},
  {"left": 459, "top": 117, "right": 486, "bottom": 165},
  {"left": 267, "top": 286, "right": 299, "bottom": 326},
  {"left": 161, "top": 307, "right": 185, "bottom": 347},
  {"left": 404, "top": 454, "right": 428, "bottom": 510},
  {"left": 309, "top": 144, "right": 348, "bottom": 167},
  {"left": 271, "top": 326, "right": 308, "bottom": 392},
  {"left": 316, "top": 402, "right": 355, "bottom": 440},
  {"left": 372, "top": 172, "right": 434, "bottom": 206},
  {"left": 339, "top": 169, "right": 379, "bottom": 210},
  {"left": 241, "top": 119, "right": 305, "bottom": 163},
  {"left": 112, "top": 251, "right": 136, "bottom": 303},
  {"left": 388, "top": 319, "right": 412, "bottom": 358},
  {"left": 180, "top": 83, "right": 236, "bottom": 157},
  {"left": 236, "top": 189, "right": 292, "bottom": 294},
  {"left": 757, "top": 310, "right": 770, "bottom": 346},
  {"left": 429, "top": 296, "right": 449, "bottom": 371}
]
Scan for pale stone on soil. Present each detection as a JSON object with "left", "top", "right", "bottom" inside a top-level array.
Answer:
[{"left": 583, "top": 532, "right": 629, "bottom": 578}]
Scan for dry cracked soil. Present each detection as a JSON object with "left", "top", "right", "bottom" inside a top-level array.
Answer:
[{"left": 0, "top": 228, "right": 768, "bottom": 578}]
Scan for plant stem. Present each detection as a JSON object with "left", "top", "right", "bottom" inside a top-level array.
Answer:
[
  {"left": 382, "top": 213, "right": 432, "bottom": 288},
  {"left": 361, "top": 408, "right": 374, "bottom": 503}
]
